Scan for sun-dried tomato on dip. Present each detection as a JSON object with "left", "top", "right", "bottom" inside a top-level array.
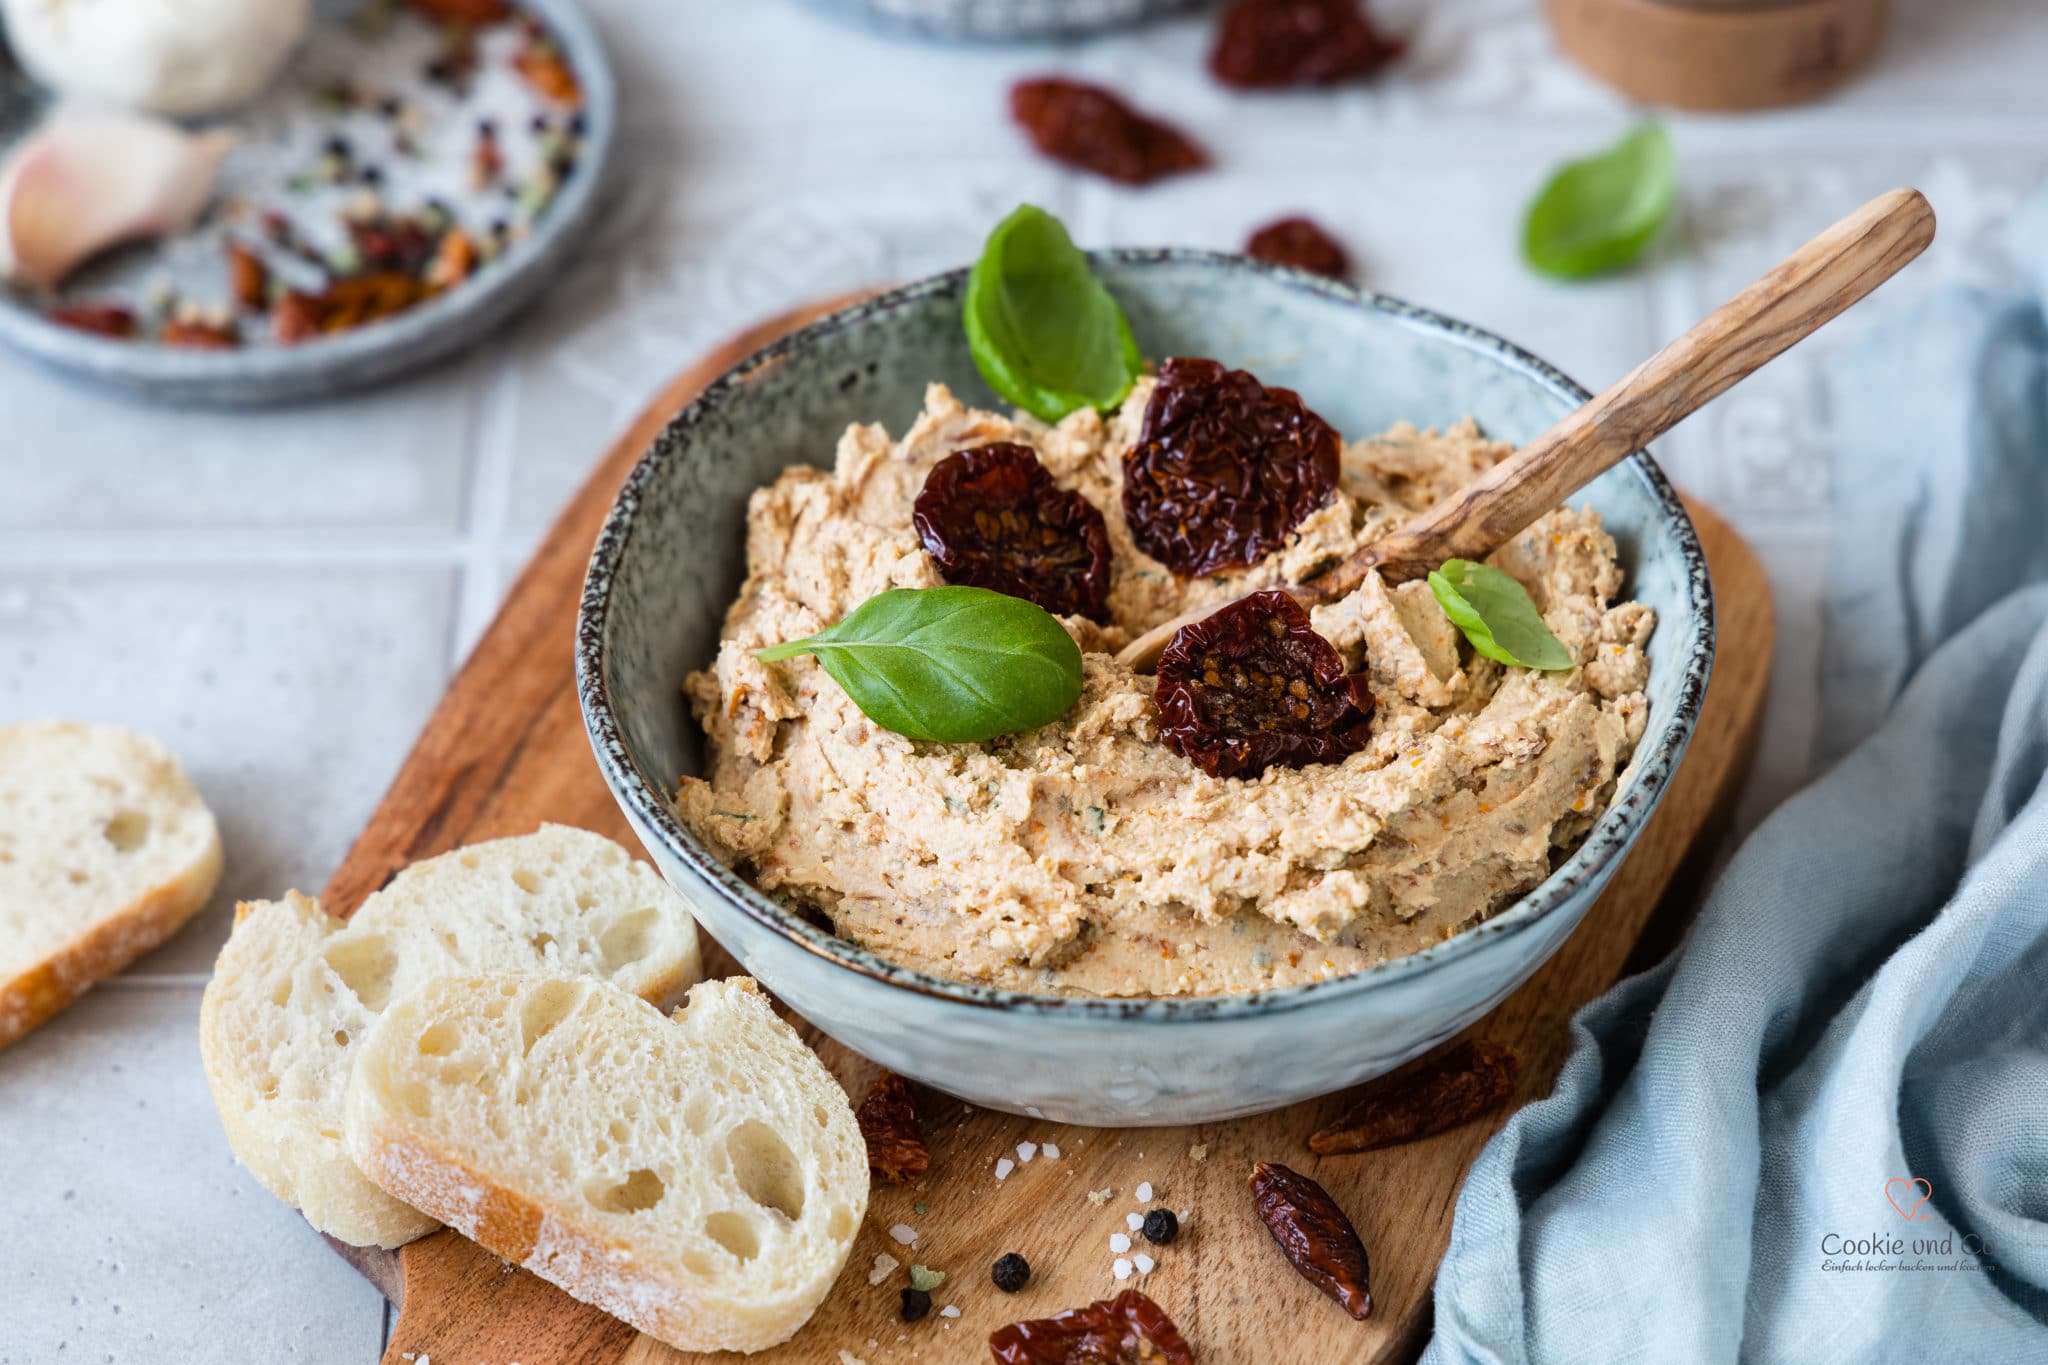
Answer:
[
  {"left": 1155, "top": 590, "right": 1374, "bottom": 779},
  {"left": 914, "top": 442, "right": 1113, "bottom": 622},
  {"left": 988, "top": 1289, "right": 1194, "bottom": 1364},
  {"left": 1211, "top": 0, "right": 1405, "bottom": 89},
  {"left": 1121, "top": 357, "right": 1340, "bottom": 577},
  {"left": 1010, "top": 78, "right": 1208, "bottom": 186}
]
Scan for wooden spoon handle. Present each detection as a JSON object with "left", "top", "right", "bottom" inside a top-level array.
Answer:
[
  {"left": 1353, "top": 186, "right": 1935, "bottom": 587},
  {"left": 1114, "top": 187, "right": 1934, "bottom": 672}
]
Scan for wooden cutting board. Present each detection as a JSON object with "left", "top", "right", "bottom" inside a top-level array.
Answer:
[{"left": 320, "top": 298, "right": 1775, "bottom": 1365}]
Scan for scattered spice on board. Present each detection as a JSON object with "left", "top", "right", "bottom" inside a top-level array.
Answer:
[
  {"left": 1308, "top": 1040, "right": 1521, "bottom": 1154},
  {"left": 856, "top": 1071, "right": 930, "bottom": 1184},
  {"left": 988, "top": 1290, "right": 1194, "bottom": 1365}
]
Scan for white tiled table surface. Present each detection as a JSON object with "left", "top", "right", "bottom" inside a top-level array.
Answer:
[{"left": 4, "top": 1, "right": 2046, "bottom": 1358}]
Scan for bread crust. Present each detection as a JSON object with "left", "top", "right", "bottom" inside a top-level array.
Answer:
[{"left": 0, "top": 722, "right": 224, "bottom": 1048}]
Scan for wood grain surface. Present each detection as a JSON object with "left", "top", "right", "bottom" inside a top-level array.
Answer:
[{"left": 317, "top": 299, "right": 1776, "bottom": 1365}]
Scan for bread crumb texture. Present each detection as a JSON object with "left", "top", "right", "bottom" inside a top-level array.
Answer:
[
  {"left": 346, "top": 974, "right": 868, "bottom": 1354},
  {"left": 0, "top": 722, "right": 222, "bottom": 1047},
  {"left": 197, "top": 825, "right": 702, "bottom": 1247}
]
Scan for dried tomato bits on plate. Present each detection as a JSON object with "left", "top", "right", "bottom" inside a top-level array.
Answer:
[
  {"left": 914, "top": 442, "right": 1112, "bottom": 622},
  {"left": 1121, "top": 356, "right": 1340, "bottom": 578},
  {"left": 1156, "top": 590, "right": 1372, "bottom": 780}
]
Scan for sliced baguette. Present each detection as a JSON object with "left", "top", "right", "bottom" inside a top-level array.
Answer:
[
  {"left": 198, "top": 824, "right": 702, "bottom": 1247},
  {"left": 1, "top": 722, "right": 223, "bottom": 1048},
  {"left": 346, "top": 974, "right": 868, "bottom": 1355}
]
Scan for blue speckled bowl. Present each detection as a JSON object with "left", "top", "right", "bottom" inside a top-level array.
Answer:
[{"left": 577, "top": 253, "right": 1714, "bottom": 1126}]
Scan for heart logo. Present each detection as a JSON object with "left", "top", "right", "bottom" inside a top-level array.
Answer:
[{"left": 1885, "top": 1176, "right": 1933, "bottom": 1221}]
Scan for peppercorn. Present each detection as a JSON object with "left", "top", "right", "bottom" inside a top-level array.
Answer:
[
  {"left": 991, "top": 1252, "right": 1031, "bottom": 1292},
  {"left": 1142, "top": 1208, "right": 1179, "bottom": 1246},
  {"left": 899, "top": 1287, "right": 932, "bottom": 1322}
]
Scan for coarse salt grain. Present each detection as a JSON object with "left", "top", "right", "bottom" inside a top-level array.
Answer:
[
  {"left": 1136, "top": 1181, "right": 1154, "bottom": 1202},
  {"left": 1125, "top": 1212, "right": 1145, "bottom": 1231},
  {"left": 868, "top": 1253, "right": 900, "bottom": 1285},
  {"left": 1042, "top": 1142, "right": 1061, "bottom": 1159},
  {"left": 1112, "top": 1257, "right": 1134, "bottom": 1281},
  {"left": 1110, "top": 1233, "right": 1131, "bottom": 1253},
  {"left": 940, "top": 1306, "right": 962, "bottom": 1319},
  {"left": 1017, "top": 1142, "right": 1038, "bottom": 1163},
  {"left": 888, "top": 1224, "right": 917, "bottom": 1246},
  {"left": 995, "top": 1158, "right": 1016, "bottom": 1181},
  {"left": 1133, "top": 1254, "right": 1155, "bottom": 1274}
]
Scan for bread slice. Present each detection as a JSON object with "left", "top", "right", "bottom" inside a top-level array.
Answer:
[
  {"left": 346, "top": 974, "right": 868, "bottom": 1354},
  {"left": 1, "top": 722, "right": 223, "bottom": 1048},
  {"left": 198, "top": 825, "right": 702, "bottom": 1247}
]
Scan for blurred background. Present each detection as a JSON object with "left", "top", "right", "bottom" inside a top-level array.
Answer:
[{"left": 4, "top": 0, "right": 2047, "bottom": 1358}]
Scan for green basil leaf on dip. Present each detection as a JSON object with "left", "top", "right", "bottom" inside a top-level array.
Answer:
[
  {"left": 1427, "top": 560, "right": 1575, "bottom": 671},
  {"left": 755, "top": 586, "right": 1084, "bottom": 744},
  {"left": 965, "top": 203, "right": 1143, "bottom": 425},
  {"left": 1521, "top": 122, "right": 1675, "bottom": 281}
]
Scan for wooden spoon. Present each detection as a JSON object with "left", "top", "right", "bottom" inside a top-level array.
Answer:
[{"left": 1115, "top": 187, "right": 1936, "bottom": 672}]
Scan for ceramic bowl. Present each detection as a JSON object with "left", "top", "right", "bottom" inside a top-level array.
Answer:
[
  {"left": 0, "top": 0, "right": 615, "bottom": 405},
  {"left": 800, "top": 0, "right": 1202, "bottom": 41},
  {"left": 577, "top": 252, "right": 1714, "bottom": 1126}
]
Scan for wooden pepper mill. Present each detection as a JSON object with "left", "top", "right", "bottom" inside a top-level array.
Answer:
[{"left": 1549, "top": 0, "right": 1889, "bottom": 112}]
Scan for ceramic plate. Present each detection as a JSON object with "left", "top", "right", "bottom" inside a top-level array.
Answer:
[{"left": 0, "top": 0, "right": 614, "bottom": 405}]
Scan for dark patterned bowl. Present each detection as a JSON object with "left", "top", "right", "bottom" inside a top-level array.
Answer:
[{"left": 577, "top": 252, "right": 1714, "bottom": 1126}]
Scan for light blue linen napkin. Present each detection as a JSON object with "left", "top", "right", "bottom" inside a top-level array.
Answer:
[{"left": 1423, "top": 196, "right": 2048, "bottom": 1365}]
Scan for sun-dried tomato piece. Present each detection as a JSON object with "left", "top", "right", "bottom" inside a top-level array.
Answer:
[
  {"left": 1122, "top": 357, "right": 1339, "bottom": 577},
  {"left": 914, "top": 443, "right": 1112, "bottom": 622},
  {"left": 514, "top": 37, "right": 583, "bottom": 107},
  {"left": 1250, "top": 1161, "right": 1371, "bottom": 1320},
  {"left": 426, "top": 228, "right": 479, "bottom": 290},
  {"left": 347, "top": 216, "right": 438, "bottom": 274},
  {"left": 226, "top": 241, "right": 270, "bottom": 310},
  {"left": 1246, "top": 216, "right": 1350, "bottom": 278},
  {"left": 988, "top": 1289, "right": 1194, "bottom": 1365},
  {"left": 856, "top": 1071, "right": 929, "bottom": 1185},
  {"left": 407, "top": 0, "right": 509, "bottom": 22},
  {"left": 1010, "top": 78, "right": 1207, "bottom": 186},
  {"left": 160, "top": 318, "right": 240, "bottom": 349},
  {"left": 45, "top": 303, "right": 138, "bottom": 339},
  {"left": 274, "top": 273, "right": 429, "bottom": 343},
  {"left": 1309, "top": 1040, "right": 1521, "bottom": 1155},
  {"left": 1155, "top": 591, "right": 1372, "bottom": 779},
  {"left": 1211, "top": 0, "right": 1405, "bottom": 89}
]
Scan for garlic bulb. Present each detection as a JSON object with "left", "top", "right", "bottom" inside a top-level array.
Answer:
[
  {"left": 1, "top": 0, "right": 313, "bottom": 118},
  {"left": 0, "top": 109, "right": 234, "bottom": 289}
]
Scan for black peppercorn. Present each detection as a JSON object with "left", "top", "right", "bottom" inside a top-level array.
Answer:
[
  {"left": 1142, "top": 1208, "right": 1179, "bottom": 1246},
  {"left": 899, "top": 1287, "right": 932, "bottom": 1322},
  {"left": 991, "top": 1252, "right": 1031, "bottom": 1292}
]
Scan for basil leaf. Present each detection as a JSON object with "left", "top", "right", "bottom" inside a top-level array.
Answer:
[
  {"left": 1427, "top": 560, "right": 1575, "bottom": 671},
  {"left": 1521, "top": 122, "right": 1675, "bottom": 280},
  {"left": 964, "top": 203, "right": 1143, "bottom": 425},
  {"left": 755, "top": 586, "right": 1084, "bottom": 743}
]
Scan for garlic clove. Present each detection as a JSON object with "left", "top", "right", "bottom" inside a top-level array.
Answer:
[
  {"left": 2, "top": 0, "right": 314, "bottom": 119},
  {"left": 0, "top": 109, "right": 235, "bottom": 290}
]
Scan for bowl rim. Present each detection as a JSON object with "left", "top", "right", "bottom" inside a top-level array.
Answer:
[
  {"left": 576, "top": 248, "right": 1716, "bottom": 1024},
  {"left": 0, "top": 0, "right": 616, "bottom": 405}
]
